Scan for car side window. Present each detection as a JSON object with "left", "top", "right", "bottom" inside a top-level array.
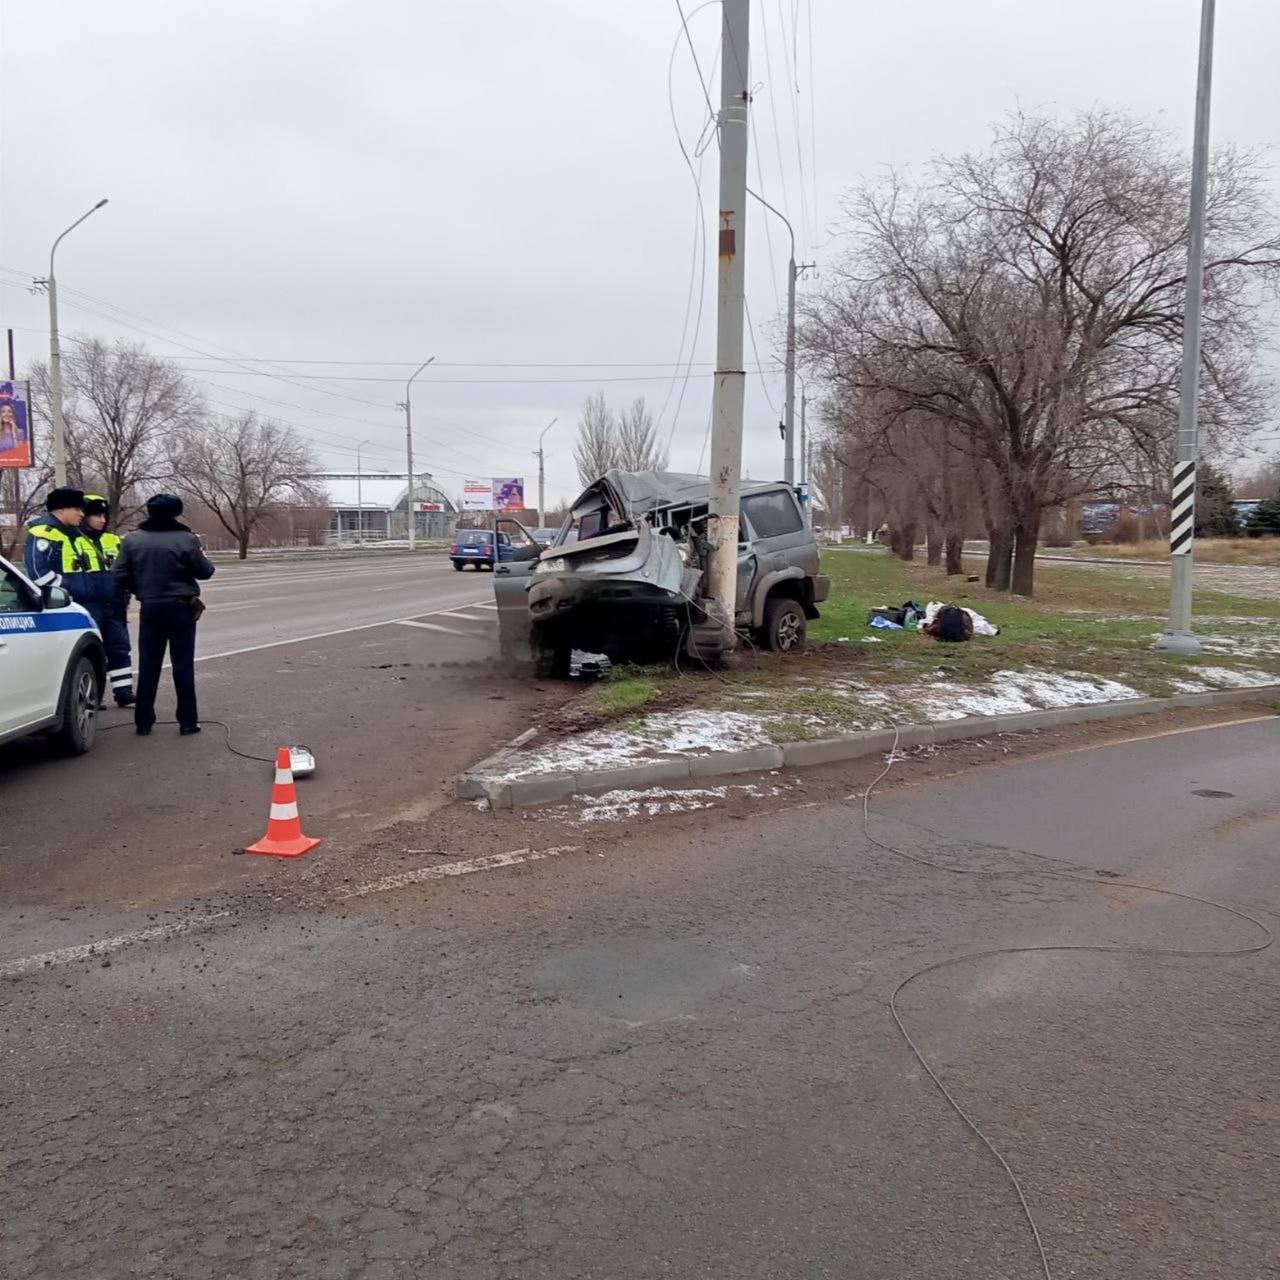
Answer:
[
  {"left": 0, "top": 566, "right": 34, "bottom": 613},
  {"left": 741, "top": 491, "right": 804, "bottom": 539}
]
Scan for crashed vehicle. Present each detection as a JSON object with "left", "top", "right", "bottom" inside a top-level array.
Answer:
[{"left": 492, "top": 470, "right": 829, "bottom": 675}]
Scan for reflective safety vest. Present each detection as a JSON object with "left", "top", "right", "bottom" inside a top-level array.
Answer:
[
  {"left": 25, "top": 523, "right": 96, "bottom": 574},
  {"left": 95, "top": 531, "right": 123, "bottom": 567}
]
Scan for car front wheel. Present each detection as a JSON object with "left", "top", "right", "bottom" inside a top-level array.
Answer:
[
  {"left": 762, "top": 595, "right": 807, "bottom": 653},
  {"left": 56, "top": 655, "right": 101, "bottom": 755}
]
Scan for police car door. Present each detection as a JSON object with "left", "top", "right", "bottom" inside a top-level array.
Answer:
[{"left": 0, "top": 559, "right": 49, "bottom": 736}]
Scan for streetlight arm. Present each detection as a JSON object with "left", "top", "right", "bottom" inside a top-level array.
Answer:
[
  {"left": 746, "top": 187, "right": 794, "bottom": 261},
  {"left": 538, "top": 417, "right": 558, "bottom": 448},
  {"left": 50, "top": 199, "right": 109, "bottom": 277},
  {"left": 404, "top": 355, "right": 436, "bottom": 403}
]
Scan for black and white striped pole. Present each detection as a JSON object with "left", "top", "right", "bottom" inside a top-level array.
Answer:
[{"left": 1156, "top": 0, "right": 1215, "bottom": 657}]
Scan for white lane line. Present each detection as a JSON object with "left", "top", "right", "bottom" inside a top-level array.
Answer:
[
  {"left": 339, "top": 846, "right": 580, "bottom": 899},
  {"left": 394, "top": 619, "right": 474, "bottom": 636},
  {"left": 0, "top": 911, "right": 232, "bottom": 979},
  {"left": 474, "top": 602, "right": 499, "bottom": 611},
  {"left": 196, "top": 597, "right": 492, "bottom": 662},
  {"left": 437, "top": 610, "right": 493, "bottom": 622}
]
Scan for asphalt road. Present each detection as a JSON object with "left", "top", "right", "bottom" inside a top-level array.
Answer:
[
  {"left": 0, "top": 552, "right": 555, "bottom": 905},
  {"left": 4, "top": 714, "right": 1277, "bottom": 1279}
]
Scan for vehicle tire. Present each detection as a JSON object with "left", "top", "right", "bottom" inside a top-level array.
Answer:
[
  {"left": 762, "top": 594, "right": 807, "bottom": 653},
  {"left": 56, "top": 654, "right": 100, "bottom": 755},
  {"left": 452, "top": 561, "right": 464, "bottom": 571}
]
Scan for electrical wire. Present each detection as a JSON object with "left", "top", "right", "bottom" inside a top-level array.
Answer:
[
  {"left": 744, "top": 297, "right": 780, "bottom": 415},
  {"left": 98, "top": 716, "right": 277, "bottom": 763},
  {"left": 777, "top": 0, "right": 813, "bottom": 252},
  {"left": 757, "top": 2, "right": 796, "bottom": 246},
  {"left": 857, "top": 728, "right": 1275, "bottom": 1280},
  {"left": 804, "top": 0, "right": 820, "bottom": 249}
]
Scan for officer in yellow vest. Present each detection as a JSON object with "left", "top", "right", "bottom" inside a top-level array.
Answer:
[
  {"left": 24, "top": 486, "right": 92, "bottom": 593},
  {"left": 81, "top": 494, "right": 136, "bottom": 706}
]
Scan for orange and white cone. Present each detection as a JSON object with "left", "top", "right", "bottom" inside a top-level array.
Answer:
[{"left": 246, "top": 747, "right": 321, "bottom": 858}]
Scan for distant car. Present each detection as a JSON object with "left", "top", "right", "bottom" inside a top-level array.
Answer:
[
  {"left": 0, "top": 552, "right": 106, "bottom": 755},
  {"left": 530, "top": 527, "right": 561, "bottom": 549},
  {"left": 449, "top": 528, "right": 540, "bottom": 571}
]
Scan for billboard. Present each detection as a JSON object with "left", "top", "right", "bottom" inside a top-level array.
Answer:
[
  {"left": 0, "top": 381, "right": 33, "bottom": 470},
  {"left": 462, "top": 480, "right": 491, "bottom": 511},
  {"left": 492, "top": 477, "right": 525, "bottom": 511}
]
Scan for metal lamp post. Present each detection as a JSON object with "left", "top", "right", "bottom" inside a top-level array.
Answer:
[
  {"left": 1156, "top": 0, "right": 1216, "bottom": 657},
  {"left": 355, "top": 439, "right": 370, "bottom": 544},
  {"left": 747, "top": 188, "right": 812, "bottom": 486},
  {"left": 397, "top": 357, "right": 436, "bottom": 551},
  {"left": 48, "top": 198, "right": 109, "bottom": 486},
  {"left": 535, "top": 417, "right": 557, "bottom": 522}
]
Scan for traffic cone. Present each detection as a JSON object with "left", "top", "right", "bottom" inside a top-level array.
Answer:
[{"left": 246, "top": 747, "right": 321, "bottom": 858}]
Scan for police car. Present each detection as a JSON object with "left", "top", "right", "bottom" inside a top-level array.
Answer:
[{"left": 0, "top": 551, "right": 106, "bottom": 754}]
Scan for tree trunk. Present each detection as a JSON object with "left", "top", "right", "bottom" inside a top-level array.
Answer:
[
  {"left": 237, "top": 531, "right": 251, "bottom": 560},
  {"left": 926, "top": 526, "right": 943, "bottom": 566},
  {"left": 1011, "top": 511, "right": 1041, "bottom": 597},
  {"left": 944, "top": 531, "right": 965, "bottom": 576},
  {"left": 894, "top": 519, "right": 918, "bottom": 561},
  {"left": 986, "top": 527, "right": 1013, "bottom": 590}
]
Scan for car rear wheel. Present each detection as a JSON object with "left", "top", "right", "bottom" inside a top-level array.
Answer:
[
  {"left": 56, "top": 655, "right": 100, "bottom": 755},
  {"left": 762, "top": 595, "right": 807, "bottom": 653},
  {"left": 453, "top": 561, "right": 464, "bottom": 571}
]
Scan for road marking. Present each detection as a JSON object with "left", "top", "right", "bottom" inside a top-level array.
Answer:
[
  {"left": 437, "top": 610, "right": 492, "bottom": 622},
  {"left": 0, "top": 911, "right": 232, "bottom": 980},
  {"left": 195, "top": 597, "right": 492, "bottom": 662},
  {"left": 340, "top": 846, "right": 580, "bottom": 899},
  {"left": 394, "top": 619, "right": 474, "bottom": 636},
  {"left": 474, "top": 602, "right": 499, "bottom": 611}
]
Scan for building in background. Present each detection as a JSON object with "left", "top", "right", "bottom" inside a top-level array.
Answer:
[{"left": 304, "top": 471, "right": 458, "bottom": 542}]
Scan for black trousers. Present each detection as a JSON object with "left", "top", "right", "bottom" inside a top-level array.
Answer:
[{"left": 135, "top": 599, "right": 199, "bottom": 731}]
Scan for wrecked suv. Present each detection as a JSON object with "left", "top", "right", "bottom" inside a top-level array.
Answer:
[{"left": 493, "top": 470, "right": 829, "bottom": 675}]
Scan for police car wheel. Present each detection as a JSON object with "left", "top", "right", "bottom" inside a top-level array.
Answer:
[{"left": 56, "top": 656, "right": 100, "bottom": 756}]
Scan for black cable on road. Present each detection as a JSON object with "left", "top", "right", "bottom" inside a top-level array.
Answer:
[{"left": 858, "top": 728, "right": 1275, "bottom": 1280}]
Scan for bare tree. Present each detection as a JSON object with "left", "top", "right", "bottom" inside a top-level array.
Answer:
[
  {"left": 614, "top": 396, "right": 670, "bottom": 472},
  {"left": 173, "top": 412, "right": 320, "bottom": 559},
  {"left": 800, "top": 109, "right": 1280, "bottom": 596},
  {"left": 30, "top": 337, "right": 202, "bottom": 521},
  {"left": 573, "top": 392, "right": 618, "bottom": 485}
]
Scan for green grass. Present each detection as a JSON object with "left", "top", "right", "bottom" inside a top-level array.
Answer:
[{"left": 586, "top": 675, "right": 660, "bottom": 718}]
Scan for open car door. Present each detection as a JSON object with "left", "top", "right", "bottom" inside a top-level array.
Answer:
[{"left": 492, "top": 518, "right": 542, "bottom": 671}]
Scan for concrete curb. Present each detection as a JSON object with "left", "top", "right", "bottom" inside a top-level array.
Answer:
[{"left": 456, "top": 684, "right": 1280, "bottom": 810}]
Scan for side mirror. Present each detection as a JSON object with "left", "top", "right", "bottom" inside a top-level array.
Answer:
[{"left": 42, "top": 585, "right": 72, "bottom": 610}]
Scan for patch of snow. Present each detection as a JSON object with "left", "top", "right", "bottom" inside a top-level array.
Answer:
[
  {"left": 1184, "top": 665, "right": 1279, "bottom": 689},
  {"left": 906, "top": 669, "right": 1142, "bottom": 721},
  {"left": 487, "top": 709, "right": 777, "bottom": 779},
  {"left": 470, "top": 797, "right": 491, "bottom": 812},
  {"left": 542, "top": 782, "right": 788, "bottom": 824}
]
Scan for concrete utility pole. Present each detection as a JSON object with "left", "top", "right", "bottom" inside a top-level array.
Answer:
[
  {"left": 535, "top": 417, "right": 557, "bottom": 522},
  {"left": 799, "top": 388, "right": 809, "bottom": 525},
  {"left": 1156, "top": 0, "right": 1216, "bottom": 656},
  {"left": 355, "top": 439, "right": 370, "bottom": 544},
  {"left": 47, "top": 199, "right": 108, "bottom": 486},
  {"left": 397, "top": 356, "right": 435, "bottom": 551},
  {"left": 705, "top": 0, "right": 751, "bottom": 656},
  {"left": 747, "top": 190, "right": 813, "bottom": 486}
]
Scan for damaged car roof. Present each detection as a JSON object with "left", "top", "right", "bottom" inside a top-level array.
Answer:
[{"left": 574, "top": 469, "right": 781, "bottom": 519}]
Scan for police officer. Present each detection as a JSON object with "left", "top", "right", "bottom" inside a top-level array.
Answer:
[
  {"left": 80, "top": 494, "right": 136, "bottom": 707},
  {"left": 112, "top": 493, "right": 215, "bottom": 736},
  {"left": 24, "top": 486, "right": 93, "bottom": 597}
]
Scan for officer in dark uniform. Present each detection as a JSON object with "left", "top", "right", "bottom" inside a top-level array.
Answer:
[
  {"left": 80, "top": 494, "right": 136, "bottom": 707},
  {"left": 112, "top": 493, "right": 215, "bottom": 736},
  {"left": 24, "top": 486, "right": 93, "bottom": 597}
]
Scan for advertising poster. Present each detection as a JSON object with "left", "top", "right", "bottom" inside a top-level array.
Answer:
[
  {"left": 0, "top": 381, "right": 33, "bottom": 470},
  {"left": 492, "top": 477, "right": 525, "bottom": 511},
  {"left": 462, "top": 480, "right": 491, "bottom": 511}
]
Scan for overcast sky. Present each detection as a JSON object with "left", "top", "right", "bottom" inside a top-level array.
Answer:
[{"left": 2, "top": 0, "right": 1278, "bottom": 507}]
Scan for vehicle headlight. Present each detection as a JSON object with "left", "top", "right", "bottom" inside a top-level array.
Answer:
[{"left": 535, "top": 557, "right": 569, "bottom": 574}]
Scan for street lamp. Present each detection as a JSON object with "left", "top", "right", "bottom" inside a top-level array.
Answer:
[
  {"left": 535, "top": 417, "right": 557, "bottom": 522},
  {"left": 397, "top": 356, "right": 436, "bottom": 551},
  {"left": 355, "top": 439, "right": 371, "bottom": 544},
  {"left": 1156, "top": 0, "right": 1216, "bottom": 657},
  {"left": 48, "top": 198, "right": 109, "bottom": 486},
  {"left": 748, "top": 188, "right": 812, "bottom": 486}
]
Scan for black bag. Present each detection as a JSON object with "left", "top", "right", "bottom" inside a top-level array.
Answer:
[{"left": 935, "top": 605, "right": 970, "bottom": 642}]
